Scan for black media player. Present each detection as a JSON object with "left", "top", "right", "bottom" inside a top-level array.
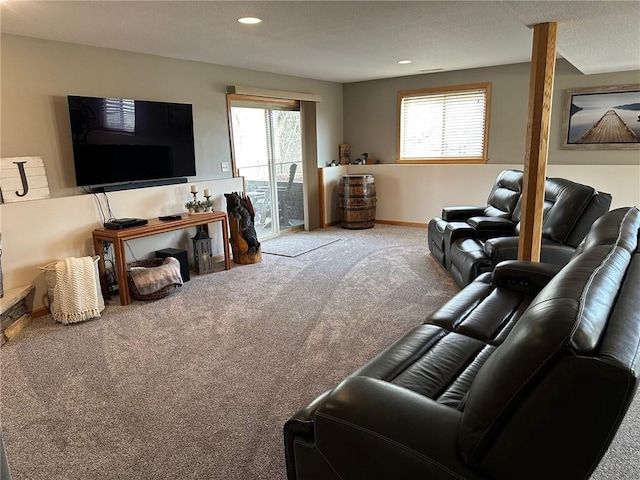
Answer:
[{"left": 104, "top": 218, "right": 149, "bottom": 229}]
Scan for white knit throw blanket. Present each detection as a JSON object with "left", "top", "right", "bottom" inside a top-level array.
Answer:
[{"left": 51, "top": 257, "right": 105, "bottom": 324}]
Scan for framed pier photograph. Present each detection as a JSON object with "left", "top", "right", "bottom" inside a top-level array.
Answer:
[{"left": 562, "top": 84, "right": 640, "bottom": 150}]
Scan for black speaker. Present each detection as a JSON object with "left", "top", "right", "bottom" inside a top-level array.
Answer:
[{"left": 155, "top": 248, "right": 190, "bottom": 282}]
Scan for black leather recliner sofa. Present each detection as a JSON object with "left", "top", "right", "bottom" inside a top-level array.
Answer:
[
  {"left": 428, "top": 170, "right": 611, "bottom": 288},
  {"left": 284, "top": 206, "right": 640, "bottom": 480},
  {"left": 427, "top": 169, "right": 523, "bottom": 266},
  {"left": 446, "top": 176, "right": 612, "bottom": 288}
]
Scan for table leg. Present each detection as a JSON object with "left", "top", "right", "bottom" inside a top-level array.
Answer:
[
  {"left": 113, "top": 239, "right": 130, "bottom": 306},
  {"left": 93, "top": 236, "right": 110, "bottom": 300},
  {"left": 221, "top": 216, "right": 231, "bottom": 270}
]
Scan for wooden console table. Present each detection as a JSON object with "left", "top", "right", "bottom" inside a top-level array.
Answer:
[{"left": 92, "top": 212, "right": 230, "bottom": 306}]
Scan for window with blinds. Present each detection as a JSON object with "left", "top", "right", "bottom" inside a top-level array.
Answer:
[
  {"left": 103, "top": 98, "right": 135, "bottom": 132},
  {"left": 398, "top": 83, "right": 490, "bottom": 163}
]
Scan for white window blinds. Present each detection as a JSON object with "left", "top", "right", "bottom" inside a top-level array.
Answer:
[
  {"left": 103, "top": 98, "right": 135, "bottom": 132},
  {"left": 399, "top": 84, "right": 489, "bottom": 161}
]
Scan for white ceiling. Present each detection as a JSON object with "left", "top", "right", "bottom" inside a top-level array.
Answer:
[{"left": 1, "top": 1, "right": 639, "bottom": 83}]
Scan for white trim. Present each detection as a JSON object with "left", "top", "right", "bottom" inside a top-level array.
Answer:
[{"left": 227, "top": 86, "right": 322, "bottom": 103}]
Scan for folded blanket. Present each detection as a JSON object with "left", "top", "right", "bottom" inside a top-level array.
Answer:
[
  {"left": 51, "top": 256, "right": 105, "bottom": 325},
  {"left": 129, "top": 257, "right": 183, "bottom": 296}
]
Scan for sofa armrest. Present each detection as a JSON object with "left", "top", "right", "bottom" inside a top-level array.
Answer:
[
  {"left": 467, "top": 216, "right": 516, "bottom": 238},
  {"left": 483, "top": 236, "right": 520, "bottom": 264},
  {"left": 444, "top": 222, "right": 477, "bottom": 242},
  {"left": 0, "top": 426, "right": 10, "bottom": 480},
  {"left": 314, "top": 376, "right": 482, "bottom": 480},
  {"left": 285, "top": 389, "right": 332, "bottom": 439},
  {"left": 484, "top": 237, "right": 576, "bottom": 267},
  {"left": 442, "top": 206, "right": 485, "bottom": 221},
  {"left": 539, "top": 241, "right": 576, "bottom": 266},
  {"left": 492, "top": 260, "right": 563, "bottom": 295},
  {"left": 444, "top": 222, "right": 479, "bottom": 269},
  {"left": 284, "top": 389, "right": 333, "bottom": 478}
]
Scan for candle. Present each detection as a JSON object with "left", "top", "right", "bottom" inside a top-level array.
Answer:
[
  {"left": 190, "top": 185, "right": 198, "bottom": 194},
  {"left": 203, "top": 188, "right": 210, "bottom": 197}
]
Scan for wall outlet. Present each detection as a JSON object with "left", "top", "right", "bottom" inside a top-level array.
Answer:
[{"left": 221, "top": 162, "right": 230, "bottom": 172}]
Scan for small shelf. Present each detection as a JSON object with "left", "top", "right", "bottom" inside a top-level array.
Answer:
[
  {"left": 1, "top": 283, "right": 35, "bottom": 344},
  {"left": 1, "top": 284, "right": 34, "bottom": 316}
]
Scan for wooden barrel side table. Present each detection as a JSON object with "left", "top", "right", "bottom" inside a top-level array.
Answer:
[{"left": 338, "top": 174, "right": 376, "bottom": 229}]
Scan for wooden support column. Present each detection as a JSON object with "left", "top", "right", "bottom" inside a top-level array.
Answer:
[{"left": 518, "top": 22, "right": 558, "bottom": 262}]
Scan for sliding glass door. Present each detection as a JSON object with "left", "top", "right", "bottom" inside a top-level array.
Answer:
[{"left": 229, "top": 98, "right": 304, "bottom": 240}]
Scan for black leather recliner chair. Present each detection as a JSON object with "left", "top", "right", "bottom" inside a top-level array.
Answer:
[
  {"left": 427, "top": 169, "right": 523, "bottom": 266},
  {"left": 284, "top": 207, "right": 640, "bottom": 480},
  {"left": 446, "top": 177, "right": 612, "bottom": 288}
]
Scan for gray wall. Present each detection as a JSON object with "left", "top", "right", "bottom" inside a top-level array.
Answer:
[
  {"left": 343, "top": 59, "right": 640, "bottom": 165},
  {"left": 1, "top": 34, "right": 343, "bottom": 198},
  {"left": 0, "top": 34, "right": 343, "bottom": 310}
]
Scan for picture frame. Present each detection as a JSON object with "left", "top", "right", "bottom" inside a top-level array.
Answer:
[
  {"left": 339, "top": 143, "right": 350, "bottom": 165},
  {"left": 561, "top": 84, "right": 640, "bottom": 150}
]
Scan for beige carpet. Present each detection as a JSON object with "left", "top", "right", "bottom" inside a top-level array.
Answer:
[
  {"left": 0, "top": 224, "right": 637, "bottom": 479},
  {"left": 261, "top": 232, "right": 340, "bottom": 257},
  {"left": 0, "top": 225, "right": 459, "bottom": 480}
]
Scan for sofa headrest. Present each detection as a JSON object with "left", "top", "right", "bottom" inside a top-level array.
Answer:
[
  {"left": 564, "top": 191, "right": 613, "bottom": 248},
  {"left": 484, "top": 170, "right": 523, "bottom": 218},
  {"left": 459, "top": 206, "right": 640, "bottom": 465},
  {"left": 540, "top": 177, "right": 597, "bottom": 243},
  {"left": 574, "top": 206, "right": 639, "bottom": 256},
  {"left": 513, "top": 177, "right": 606, "bottom": 246}
]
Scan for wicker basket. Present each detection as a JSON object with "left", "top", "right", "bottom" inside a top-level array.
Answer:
[
  {"left": 39, "top": 256, "right": 103, "bottom": 310},
  {"left": 127, "top": 259, "right": 178, "bottom": 301}
]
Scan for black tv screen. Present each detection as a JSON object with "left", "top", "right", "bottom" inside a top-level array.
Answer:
[{"left": 68, "top": 95, "right": 196, "bottom": 187}]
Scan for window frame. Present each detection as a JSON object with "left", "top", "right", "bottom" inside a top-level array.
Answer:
[
  {"left": 396, "top": 82, "right": 491, "bottom": 164},
  {"left": 227, "top": 94, "right": 300, "bottom": 177}
]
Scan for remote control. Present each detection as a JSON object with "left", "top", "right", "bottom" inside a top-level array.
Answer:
[{"left": 159, "top": 215, "right": 182, "bottom": 221}]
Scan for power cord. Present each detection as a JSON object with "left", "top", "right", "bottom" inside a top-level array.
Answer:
[
  {"left": 90, "top": 190, "right": 117, "bottom": 223},
  {"left": 125, "top": 241, "right": 139, "bottom": 263},
  {"left": 93, "top": 192, "right": 107, "bottom": 224},
  {"left": 101, "top": 241, "right": 118, "bottom": 294},
  {"left": 103, "top": 192, "right": 115, "bottom": 221},
  {"left": 93, "top": 190, "right": 140, "bottom": 293}
]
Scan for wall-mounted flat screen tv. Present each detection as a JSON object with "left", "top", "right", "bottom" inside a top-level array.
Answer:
[{"left": 68, "top": 95, "right": 196, "bottom": 188}]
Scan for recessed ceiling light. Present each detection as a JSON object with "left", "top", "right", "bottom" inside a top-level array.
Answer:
[
  {"left": 397, "top": 60, "right": 412, "bottom": 65},
  {"left": 238, "top": 17, "right": 262, "bottom": 25}
]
